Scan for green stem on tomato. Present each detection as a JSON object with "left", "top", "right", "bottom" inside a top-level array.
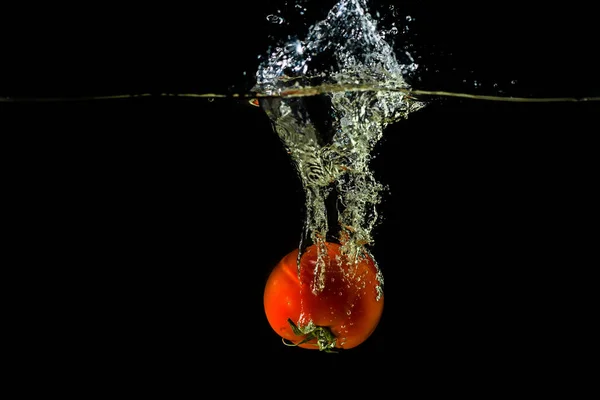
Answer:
[{"left": 285, "top": 318, "right": 338, "bottom": 353}]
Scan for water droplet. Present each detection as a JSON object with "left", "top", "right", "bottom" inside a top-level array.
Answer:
[{"left": 266, "top": 14, "right": 284, "bottom": 24}]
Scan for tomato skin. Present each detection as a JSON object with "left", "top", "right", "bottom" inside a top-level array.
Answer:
[{"left": 264, "top": 242, "right": 384, "bottom": 350}]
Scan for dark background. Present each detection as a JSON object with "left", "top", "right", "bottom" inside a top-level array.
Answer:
[{"left": 2, "top": 0, "right": 597, "bottom": 388}]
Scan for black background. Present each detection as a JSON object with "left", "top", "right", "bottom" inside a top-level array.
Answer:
[{"left": 2, "top": 0, "right": 598, "bottom": 390}]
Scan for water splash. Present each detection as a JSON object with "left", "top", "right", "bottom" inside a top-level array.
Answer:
[
  {"left": 256, "top": 0, "right": 425, "bottom": 93},
  {"left": 254, "top": 0, "right": 425, "bottom": 292}
]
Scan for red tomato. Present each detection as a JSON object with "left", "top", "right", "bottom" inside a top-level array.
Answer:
[{"left": 264, "top": 242, "right": 384, "bottom": 351}]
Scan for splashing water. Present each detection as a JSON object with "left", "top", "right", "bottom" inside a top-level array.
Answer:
[{"left": 254, "top": 0, "right": 424, "bottom": 294}]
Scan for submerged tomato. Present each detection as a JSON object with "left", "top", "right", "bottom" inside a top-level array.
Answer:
[{"left": 263, "top": 242, "right": 384, "bottom": 351}]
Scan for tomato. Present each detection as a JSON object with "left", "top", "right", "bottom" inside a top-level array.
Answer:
[{"left": 264, "top": 241, "right": 384, "bottom": 351}]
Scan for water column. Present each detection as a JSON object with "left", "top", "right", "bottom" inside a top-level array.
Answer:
[{"left": 254, "top": 0, "right": 424, "bottom": 292}]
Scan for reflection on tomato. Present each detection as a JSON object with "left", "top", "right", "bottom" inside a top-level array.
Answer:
[{"left": 263, "top": 242, "right": 384, "bottom": 351}]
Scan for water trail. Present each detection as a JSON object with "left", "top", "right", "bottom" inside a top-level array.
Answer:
[{"left": 253, "top": 0, "right": 424, "bottom": 293}]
